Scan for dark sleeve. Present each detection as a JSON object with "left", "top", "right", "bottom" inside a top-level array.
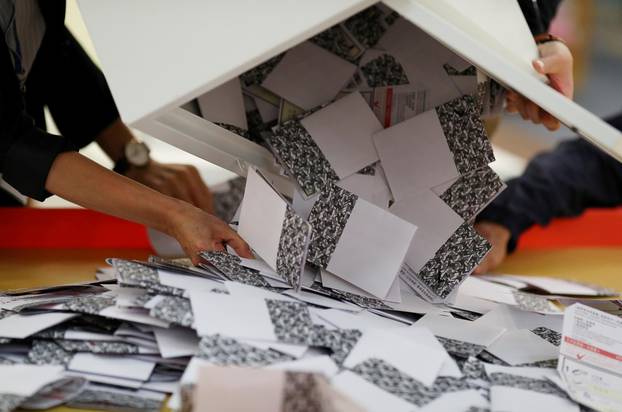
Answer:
[
  {"left": 25, "top": 26, "right": 120, "bottom": 149},
  {"left": 518, "top": 0, "right": 563, "bottom": 35},
  {"left": 0, "top": 41, "right": 74, "bottom": 201},
  {"left": 478, "top": 113, "right": 622, "bottom": 252}
]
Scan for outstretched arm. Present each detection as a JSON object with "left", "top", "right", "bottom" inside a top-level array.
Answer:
[
  {"left": 475, "top": 114, "right": 622, "bottom": 272},
  {"left": 46, "top": 151, "right": 252, "bottom": 264}
]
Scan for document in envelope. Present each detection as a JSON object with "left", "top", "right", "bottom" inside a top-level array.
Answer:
[{"left": 558, "top": 303, "right": 622, "bottom": 412}]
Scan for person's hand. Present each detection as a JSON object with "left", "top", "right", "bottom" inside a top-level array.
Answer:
[
  {"left": 125, "top": 161, "right": 215, "bottom": 214},
  {"left": 167, "top": 201, "right": 253, "bottom": 265},
  {"left": 505, "top": 40, "right": 574, "bottom": 131},
  {"left": 473, "top": 221, "right": 511, "bottom": 275}
]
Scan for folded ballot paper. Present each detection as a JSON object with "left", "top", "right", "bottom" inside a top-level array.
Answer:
[{"left": 2, "top": 5, "right": 620, "bottom": 412}]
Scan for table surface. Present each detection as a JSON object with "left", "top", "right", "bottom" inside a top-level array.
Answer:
[{"left": 2, "top": 246, "right": 621, "bottom": 412}]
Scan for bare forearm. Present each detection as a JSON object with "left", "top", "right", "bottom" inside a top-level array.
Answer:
[{"left": 45, "top": 151, "right": 181, "bottom": 234}]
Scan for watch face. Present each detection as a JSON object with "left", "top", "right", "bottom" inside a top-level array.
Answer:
[{"left": 125, "top": 141, "right": 150, "bottom": 167}]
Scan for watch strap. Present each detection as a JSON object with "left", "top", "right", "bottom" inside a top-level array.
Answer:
[{"left": 113, "top": 156, "right": 131, "bottom": 175}]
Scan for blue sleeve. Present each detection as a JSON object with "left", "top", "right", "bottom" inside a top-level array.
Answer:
[{"left": 478, "top": 113, "right": 622, "bottom": 251}]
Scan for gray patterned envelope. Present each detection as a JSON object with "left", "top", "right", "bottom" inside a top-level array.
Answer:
[
  {"left": 436, "top": 94, "right": 495, "bottom": 176},
  {"left": 436, "top": 166, "right": 505, "bottom": 221},
  {"left": 306, "top": 184, "right": 358, "bottom": 269},
  {"left": 196, "top": 335, "right": 294, "bottom": 367},
  {"left": 351, "top": 358, "right": 485, "bottom": 408},
  {"left": 401, "top": 223, "right": 491, "bottom": 301},
  {"left": 266, "top": 119, "right": 339, "bottom": 198},
  {"left": 360, "top": 52, "right": 409, "bottom": 88},
  {"left": 199, "top": 251, "right": 276, "bottom": 291}
]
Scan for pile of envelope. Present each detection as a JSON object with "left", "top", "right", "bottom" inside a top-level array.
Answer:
[
  {"left": 198, "top": 3, "right": 506, "bottom": 305},
  {"left": 1, "top": 255, "right": 619, "bottom": 412},
  {"left": 1, "top": 5, "right": 621, "bottom": 412}
]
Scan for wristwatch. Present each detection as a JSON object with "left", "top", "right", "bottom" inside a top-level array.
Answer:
[{"left": 113, "top": 140, "right": 151, "bottom": 174}]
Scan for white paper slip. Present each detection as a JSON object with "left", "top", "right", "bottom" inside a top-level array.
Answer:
[
  {"left": 331, "top": 371, "right": 414, "bottom": 412},
  {"left": 344, "top": 329, "right": 445, "bottom": 386},
  {"left": 68, "top": 353, "right": 156, "bottom": 381},
  {"left": 267, "top": 355, "right": 340, "bottom": 378},
  {"left": 558, "top": 303, "right": 622, "bottom": 412},
  {"left": 474, "top": 304, "right": 563, "bottom": 332},
  {"left": 307, "top": 184, "right": 417, "bottom": 299},
  {"left": 0, "top": 364, "right": 64, "bottom": 396},
  {"left": 189, "top": 290, "right": 276, "bottom": 341},
  {"left": 0, "top": 312, "right": 76, "bottom": 339},
  {"left": 262, "top": 41, "right": 357, "bottom": 111},
  {"left": 300, "top": 92, "right": 382, "bottom": 180},
  {"left": 197, "top": 77, "right": 247, "bottom": 130},
  {"left": 237, "top": 167, "right": 311, "bottom": 290},
  {"left": 449, "top": 292, "right": 500, "bottom": 315},
  {"left": 153, "top": 326, "right": 199, "bottom": 359},
  {"left": 486, "top": 329, "right": 559, "bottom": 366}
]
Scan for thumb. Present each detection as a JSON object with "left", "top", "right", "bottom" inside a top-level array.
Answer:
[{"left": 533, "top": 52, "right": 566, "bottom": 76}]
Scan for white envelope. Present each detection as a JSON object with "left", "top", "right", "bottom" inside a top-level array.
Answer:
[
  {"left": 0, "top": 312, "right": 76, "bottom": 339},
  {"left": 321, "top": 269, "right": 401, "bottom": 303},
  {"left": 262, "top": 41, "right": 357, "bottom": 110},
  {"left": 311, "top": 191, "right": 417, "bottom": 299},
  {"left": 486, "top": 329, "right": 559, "bottom": 366},
  {"left": 0, "top": 364, "right": 64, "bottom": 396},
  {"left": 300, "top": 92, "right": 382, "bottom": 179},
  {"left": 153, "top": 326, "right": 199, "bottom": 359},
  {"left": 390, "top": 190, "right": 463, "bottom": 274},
  {"left": 374, "top": 109, "right": 460, "bottom": 201},
  {"left": 337, "top": 163, "right": 393, "bottom": 209},
  {"left": 197, "top": 77, "right": 247, "bottom": 130},
  {"left": 189, "top": 290, "right": 276, "bottom": 341},
  {"left": 474, "top": 304, "right": 563, "bottom": 332},
  {"left": 415, "top": 313, "right": 505, "bottom": 346}
]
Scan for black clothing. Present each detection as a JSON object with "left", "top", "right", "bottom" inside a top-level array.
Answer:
[
  {"left": 518, "top": 0, "right": 563, "bottom": 35},
  {"left": 1, "top": 1, "right": 119, "bottom": 201},
  {"left": 479, "top": 113, "right": 622, "bottom": 252}
]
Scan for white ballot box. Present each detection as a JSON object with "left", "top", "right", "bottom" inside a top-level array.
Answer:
[{"left": 77, "top": 0, "right": 622, "bottom": 178}]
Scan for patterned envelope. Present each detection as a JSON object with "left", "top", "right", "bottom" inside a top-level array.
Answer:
[
  {"left": 306, "top": 184, "right": 417, "bottom": 299},
  {"left": 433, "top": 166, "right": 505, "bottom": 221},
  {"left": 266, "top": 92, "right": 383, "bottom": 198},
  {"left": 374, "top": 94, "right": 495, "bottom": 201},
  {"left": 238, "top": 168, "right": 312, "bottom": 291}
]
